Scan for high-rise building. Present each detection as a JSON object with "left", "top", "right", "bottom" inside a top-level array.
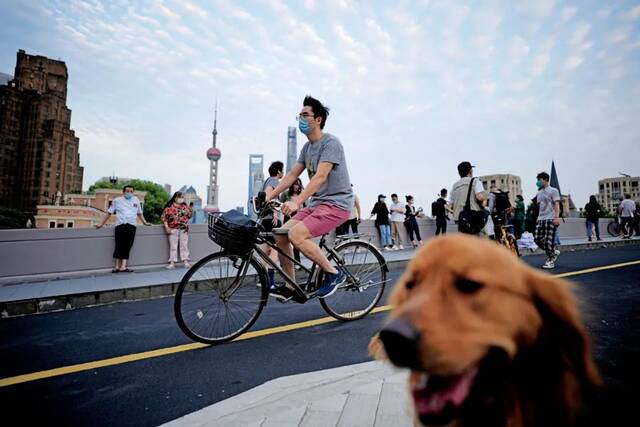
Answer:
[
  {"left": 247, "top": 154, "right": 264, "bottom": 219},
  {"left": 0, "top": 50, "right": 83, "bottom": 212},
  {"left": 597, "top": 176, "right": 640, "bottom": 213},
  {"left": 286, "top": 126, "right": 297, "bottom": 173},
  {"left": 478, "top": 174, "right": 523, "bottom": 206},
  {"left": 205, "top": 103, "right": 221, "bottom": 213},
  {"left": 177, "top": 184, "right": 205, "bottom": 223}
]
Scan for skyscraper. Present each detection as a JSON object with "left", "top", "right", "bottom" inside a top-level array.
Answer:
[
  {"left": 247, "top": 154, "right": 264, "bottom": 219},
  {"left": 0, "top": 50, "right": 83, "bottom": 212},
  {"left": 205, "top": 103, "right": 221, "bottom": 213},
  {"left": 286, "top": 126, "right": 297, "bottom": 173}
]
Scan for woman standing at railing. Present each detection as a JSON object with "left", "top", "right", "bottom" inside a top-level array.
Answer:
[{"left": 161, "top": 191, "right": 192, "bottom": 269}]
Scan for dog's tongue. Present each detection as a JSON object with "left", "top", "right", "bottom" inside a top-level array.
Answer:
[{"left": 412, "top": 367, "right": 479, "bottom": 416}]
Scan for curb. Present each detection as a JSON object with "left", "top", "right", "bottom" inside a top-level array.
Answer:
[{"left": 2, "top": 239, "right": 639, "bottom": 318}]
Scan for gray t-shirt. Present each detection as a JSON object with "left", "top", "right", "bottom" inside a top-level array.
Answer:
[
  {"left": 536, "top": 186, "right": 561, "bottom": 221},
  {"left": 619, "top": 199, "right": 636, "bottom": 217},
  {"left": 297, "top": 133, "right": 353, "bottom": 210},
  {"left": 260, "top": 176, "right": 280, "bottom": 219}
]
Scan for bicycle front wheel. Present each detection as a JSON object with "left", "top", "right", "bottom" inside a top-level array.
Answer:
[
  {"left": 174, "top": 252, "right": 268, "bottom": 344},
  {"left": 320, "top": 240, "right": 387, "bottom": 321},
  {"left": 607, "top": 221, "right": 619, "bottom": 237}
]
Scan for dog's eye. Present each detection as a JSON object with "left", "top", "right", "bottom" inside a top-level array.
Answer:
[
  {"left": 405, "top": 280, "right": 416, "bottom": 290},
  {"left": 455, "top": 278, "right": 483, "bottom": 294}
]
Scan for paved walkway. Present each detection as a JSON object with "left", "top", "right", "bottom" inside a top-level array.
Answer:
[
  {"left": 0, "top": 236, "right": 634, "bottom": 304},
  {"left": 162, "top": 361, "right": 414, "bottom": 427}
]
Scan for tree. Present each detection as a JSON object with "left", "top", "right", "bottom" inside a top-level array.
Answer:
[
  {"left": 89, "top": 179, "right": 170, "bottom": 224},
  {"left": 0, "top": 206, "right": 27, "bottom": 229}
]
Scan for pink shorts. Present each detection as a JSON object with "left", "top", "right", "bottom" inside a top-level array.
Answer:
[{"left": 292, "top": 203, "right": 351, "bottom": 237}]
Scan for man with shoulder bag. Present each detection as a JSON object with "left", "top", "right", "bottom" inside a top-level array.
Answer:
[{"left": 450, "top": 161, "right": 488, "bottom": 236}]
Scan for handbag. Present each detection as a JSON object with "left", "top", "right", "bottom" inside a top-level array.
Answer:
[{"left": 457, "top": 178, "right": 489, "bottom": 234}]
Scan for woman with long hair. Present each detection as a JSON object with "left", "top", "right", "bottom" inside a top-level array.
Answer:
[{"left": 161, "top": 191, "right": 192, "bottom": 269}]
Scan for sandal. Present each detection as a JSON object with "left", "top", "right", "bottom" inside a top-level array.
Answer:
[
  {"left": 120, "top": 268, "right": 134, "bottom": 273},
  {"left": 111, "top": 269, "right": 120, "bottom": 273}
]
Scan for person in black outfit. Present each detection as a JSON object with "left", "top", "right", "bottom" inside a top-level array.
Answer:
[
  {"left": 370, "top": 195, "right": 393, "bottom": 250},
  {"left": 584, "top": 195, "right": 602, "bottom": 242},
  {"left": 433, "top": 189, "right": 449, "bottom": 236},
  {"left": 404, "top": 195, "right": 423, "bottom": 247}
]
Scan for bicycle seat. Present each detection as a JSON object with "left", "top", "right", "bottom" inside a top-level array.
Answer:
[{"left": 272, "top": 227, "right": 290, "bottom": 236}]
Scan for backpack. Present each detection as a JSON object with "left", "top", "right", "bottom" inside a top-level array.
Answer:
[
  {"left": 494, "top": 191, "right": 511, "bottom": 214},
  {"left": 431, "top": 201, "right": 439, "bottom": 217},
  {"left": 457, "top": 178, "right": 489, "bottom": 235}
]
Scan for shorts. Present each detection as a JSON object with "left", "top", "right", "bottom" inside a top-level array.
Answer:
[{"left": 292, "top": 203, "right": 351, "bottom": 237}]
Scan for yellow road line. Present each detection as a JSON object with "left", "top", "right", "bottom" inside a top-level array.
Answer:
[{"left": 2, "top": 260, "right": 639, "bottom": 388}]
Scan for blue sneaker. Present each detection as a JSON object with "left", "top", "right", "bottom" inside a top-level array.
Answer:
[{"left": 317, "top": 270, "right": 346, "bottom": 298}]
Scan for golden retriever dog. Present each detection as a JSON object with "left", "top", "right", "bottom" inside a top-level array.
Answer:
[{"left": 369, "top": 234, "right": 601, "bottom": 427}]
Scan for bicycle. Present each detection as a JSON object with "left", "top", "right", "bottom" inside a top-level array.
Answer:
[
  {"left": 492, "top": 211, "right": 520, "bottom": 257},
  {"left": 607, "top": 217, "right": 621, "bottom": 237},
  {"left": 174, "top": 199, "right": 389, "bottom": 345}
]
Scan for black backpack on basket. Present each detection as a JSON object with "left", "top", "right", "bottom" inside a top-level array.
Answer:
[
  {"left": 457, "top": 178, "right": 489, "bottom": 235},
  {"left": 208, "top": 209, "right": 259, "bottom": 254}
]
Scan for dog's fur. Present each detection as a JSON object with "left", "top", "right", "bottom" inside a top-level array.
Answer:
[{"left": 369, "top": 234, "right": 602, "bottom": 427}]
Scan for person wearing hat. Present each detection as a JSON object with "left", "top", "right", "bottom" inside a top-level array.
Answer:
[
  {"left": 450, "top": 161, "right": 488, "bottom": 236},
  {"left": 370, "top": 194, "right": 393, "bottom": 250}
]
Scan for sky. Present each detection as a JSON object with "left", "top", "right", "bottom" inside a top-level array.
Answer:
[{"left": 0, "top": 0, "right": 639, "bottom": 212}]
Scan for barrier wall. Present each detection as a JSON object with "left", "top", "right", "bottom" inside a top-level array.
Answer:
[{"left": 0, "top": 218, "right": 608, "bottom": 280}]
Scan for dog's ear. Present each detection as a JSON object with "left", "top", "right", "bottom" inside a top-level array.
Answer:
[{"left": 527, "top": 270, "right": 601, "bottom": 386}]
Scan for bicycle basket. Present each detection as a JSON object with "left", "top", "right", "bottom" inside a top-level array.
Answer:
[{"left": 208, "top": 210, "right": 259, "bottom": 254}]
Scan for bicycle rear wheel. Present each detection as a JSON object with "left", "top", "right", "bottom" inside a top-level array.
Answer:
[
  {"left": 174, "top": 252, "right": 268, "bottom": 344},
  {"left": 320, "top": 240, "right": 387, "bottom": 321},
  {"left": 607, "top": 221, "right": 619, "bottom": 237}
]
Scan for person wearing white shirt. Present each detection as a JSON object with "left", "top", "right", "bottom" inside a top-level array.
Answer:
[
  {"left": 389, "top": 193, "right": 406, "bottom": 250},
  {"left": 96, "top": 185, "right": 150, "bottom": 273},
  {"left": 618, "top": 194, "right": 637, "bottom": 239}
]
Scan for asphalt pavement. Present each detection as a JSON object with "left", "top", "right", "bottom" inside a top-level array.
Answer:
[{"left": 0, "top": 246, "right": 638, "bottom": 426}]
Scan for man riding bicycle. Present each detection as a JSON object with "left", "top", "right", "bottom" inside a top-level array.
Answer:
[{"left": 266, "top": 95, "right": 354, "bottom": 299}]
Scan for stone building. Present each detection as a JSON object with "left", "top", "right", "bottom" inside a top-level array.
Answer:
[
  {"left": 597, "top": 176, "right": 640, "bottom": 213},
  {"left": 478, "top": 174, "right": 523, "bottom": 206},
  {"left": 0, "top": 50, "right": 83, "bottom": 213}
]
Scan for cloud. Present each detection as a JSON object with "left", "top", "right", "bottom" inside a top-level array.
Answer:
[
  {"left": 561, "top": 7, "right": 577, "bottom": 21},
  {"left": 625, "top": 5, "right": 640, "bottom": 20},
  {"left": 570, "top": 22, "right": 590, "bottom": 45},
  {"left": 564, "top": 55, "right": 584, "bottom": 70},
  {"left": 606, "top": 27, "right": 631, "bottom": 44},
  {"left": 530, "top": 53, "right": 550, "bottom": 76},
  {"left": 519, "top": 0, "right": 556, "bottom": 18}
]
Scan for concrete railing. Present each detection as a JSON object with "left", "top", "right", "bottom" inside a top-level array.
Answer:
[{"left": 0, "top": 218, "right": 611, "bottom": 281}]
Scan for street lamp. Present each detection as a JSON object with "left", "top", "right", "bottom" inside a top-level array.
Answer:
[{"left": 109, "top": 175, "right": 118, "bottom": 185}]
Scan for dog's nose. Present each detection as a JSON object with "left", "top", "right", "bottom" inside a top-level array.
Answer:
[{"left": 379, "top": 317, "right": 423, "bottom": 370}]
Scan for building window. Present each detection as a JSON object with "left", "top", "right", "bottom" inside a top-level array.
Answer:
[
  {"left": 56, "top": 223, "right": 64, "bottom": 228},
  {"left": 632, "top": 181, "right": 639, "bottom": 187},
  {"left": 49, "top": 221, "right": 55, "bottom": 228},
  {"left": 67, "top": 222, "right": 74, "bottom": 228}
]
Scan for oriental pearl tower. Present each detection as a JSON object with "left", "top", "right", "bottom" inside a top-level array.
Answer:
[{"left": 204, "top": 103, "right": 221, "bottom": 213}]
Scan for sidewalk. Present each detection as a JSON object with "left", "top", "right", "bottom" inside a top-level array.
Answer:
[
  {"left": 1, "top": 236, "right": 638, "bottom": 317},
  {"left": 161, "top": 361, "right": 414, "bottom": 427}
]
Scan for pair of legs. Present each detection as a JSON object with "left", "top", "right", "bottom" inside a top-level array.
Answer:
[
  {"left": 404, "top": 218, "right": 423, "bottom": 245},
  {"left": 113, "top": 224, "right": 136, "bottom": 272},
  {"left": 275, "top": 204, "right": 350, "bottom": 287},
  {"left": 585, "top": 220, "right": 600, "bottom": 240},
  {"left": 337, "top": 218, "right": 358, "bottom": 235},
  {"left": 534, "top": 219, "right": 558, "bottom": 264},
  {"left": 168, "top": 229, "right": 190, "bottom": 265},
  {"left": 435, "top": 216, "right": 447, "bottom": 236},
  {"left": 620, "top": 217, "right": 634, "bottom": 237},
  {"left": 390, "top": 221, "right": 405, "bottom": 247},
  {"left": 378, "top": 224, "right": 392, "bottom": 247}
]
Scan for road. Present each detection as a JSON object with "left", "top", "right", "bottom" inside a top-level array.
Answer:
[{"left": 1, "top": 246, "right": 639, "bottom": 426}]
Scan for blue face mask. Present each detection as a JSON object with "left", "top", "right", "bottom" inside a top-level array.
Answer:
[
  {"left": 124, "top": 193, "right": 133, "bottom": 200},
  {"left": 536, "top": 180, "right": 544, "bottom": 189},
  {"left": 298, "top": 117, "right": 312, "bottom": 135}
]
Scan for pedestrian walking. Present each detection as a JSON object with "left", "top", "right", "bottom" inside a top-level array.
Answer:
[
  {"left": 261, "top": 161, "right": 284, "bottom": 288},
  {"left": 533, "top": 172, "right": 561, "bottom": 269},
  {"left": 161, "top": 191, "right": 192, "bottom": 269},
  {"left": 370, "top": 195, "right": 393, "bottom": 250},
  {"left": 404, "top": 195, "right": 424, "bottom": 247},
  {"left": 389, "top": 193, "right": 406, "bottom": 249},
  {"left": 512, "top": 195, "right": 526, "bottom": 239},
  {"left": 337, "top": 184, "right": 361, "bottom": 236},
  {"left": 450, "top": 161, "right": 488, "bottom": 236},
  {"left": 432, "top": 189, "right": 450, "bottom": 236},
  {"left": 96, "top": 185, "right": 150, "bottom": 273},
  {"left": 618, "top": 194, "right": 636, "bottom": 239},
  {"left": 584, "top": 195, "right": 602, "bottom": 242}
]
